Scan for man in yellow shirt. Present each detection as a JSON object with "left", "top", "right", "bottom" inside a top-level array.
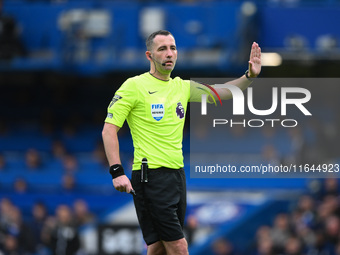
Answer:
[{"left": 102, "top": 30, "right": 261, "bottom": 255}]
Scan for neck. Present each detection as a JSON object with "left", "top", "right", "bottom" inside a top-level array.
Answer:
[{"left": 149, "top": 66, "right": 171, "bottom": 81}]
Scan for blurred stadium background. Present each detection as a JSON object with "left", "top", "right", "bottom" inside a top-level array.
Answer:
[{"left": 1, "top": 0, "right": 340, "bottom": 254}]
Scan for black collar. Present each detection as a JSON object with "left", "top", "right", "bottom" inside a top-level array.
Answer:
[{"left": 149, "top": 72, "right": 170, "bottom": 82}]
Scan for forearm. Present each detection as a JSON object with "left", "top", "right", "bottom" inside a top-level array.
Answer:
[
  {"left": 213, "top": 75, "right": 252, "bottom": 101},
  {"left": 102, "top": 123, "right": 121, "bottom": 166},
  {"left": 102, "top": 123, "right": 133, "bottom": 193},
  {"left": 226, "top": 75, "right": 252, "bottom": 91},
  {"left": 225, "top": 75, "right": 252, "bottom": 94}
]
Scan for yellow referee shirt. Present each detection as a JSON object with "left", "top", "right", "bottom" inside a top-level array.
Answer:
[{"left": 105, "top": 72, "right": 206, "bottom": 170}]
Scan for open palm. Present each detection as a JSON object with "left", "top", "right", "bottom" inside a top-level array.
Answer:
[{"left": 248, "top": 42, "right": 261, "bottom": 78}]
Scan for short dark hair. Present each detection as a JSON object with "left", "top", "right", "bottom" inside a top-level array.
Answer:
[{"left": 146, "top": 30, "right": 173, "bottom": 51}]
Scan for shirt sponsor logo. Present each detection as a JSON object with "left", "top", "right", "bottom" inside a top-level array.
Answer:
[
  {"left": 151, "top": 104, "right": 164, "bottom": 121},
  {"left": 109, "top": 94, "right": 122, "bottom": 108},
  {"left": 176, "top": 102, "right": 185, "bottom": 119}
]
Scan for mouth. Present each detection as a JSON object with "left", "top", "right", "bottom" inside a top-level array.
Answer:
[{"left": 164, "top": 61, "right": 173, "bottom": 66}]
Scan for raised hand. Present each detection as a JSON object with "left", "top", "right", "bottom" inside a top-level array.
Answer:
[{"left": 248, "top": 42, "right": 261, "bottom": 78}]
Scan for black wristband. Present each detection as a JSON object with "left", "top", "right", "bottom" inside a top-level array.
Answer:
[{"left": 109, "top": 164, "right": 125, "bottom": 179}]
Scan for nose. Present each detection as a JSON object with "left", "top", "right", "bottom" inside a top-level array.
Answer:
[{"left": 166, "top": 49, "right": 173, "bottom": 58}]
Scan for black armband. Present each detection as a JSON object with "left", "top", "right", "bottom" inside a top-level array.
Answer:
[{"left": 109, "top": 164, "right": 125, "bottom": 179}]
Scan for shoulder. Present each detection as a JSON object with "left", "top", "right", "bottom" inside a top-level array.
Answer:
[
  {"left": 130, "top": 72, "right": 149, "bottom": 82},
  {"left": 172, "top": 76, "right": 190, "bottom": 87},
  {"left": 172, "top": 77, "right": 191, "bottom": 100},
  {"left": 123, "top": 72, "right": 149, "bottom": 87},
  {"left": 120, "top": 73, "right": 145, "bottom": 90}
]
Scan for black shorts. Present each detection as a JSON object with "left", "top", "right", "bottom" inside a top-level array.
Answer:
[{"left": 131, "top": 167, "right": 187, "bottom": 245}]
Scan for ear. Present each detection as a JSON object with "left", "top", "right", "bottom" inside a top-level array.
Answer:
[{"left": 145, "top": 51, "right": 152, "bottom": 61}]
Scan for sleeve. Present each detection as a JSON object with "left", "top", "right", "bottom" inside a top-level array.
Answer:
[
  {"left": 104, "top": 78, "right": 137, "bottom": 127},
  {"left": 189, "top": 80, "right": 214, "bottom": 104}
]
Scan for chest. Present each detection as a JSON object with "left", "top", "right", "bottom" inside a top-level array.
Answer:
[{"left": 134, "top": 85, "right": 188, "bottom": 123}]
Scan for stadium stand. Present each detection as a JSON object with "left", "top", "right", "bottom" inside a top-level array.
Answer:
[{"left": 1, "top": 0, "right": 340, "bottom": 254}]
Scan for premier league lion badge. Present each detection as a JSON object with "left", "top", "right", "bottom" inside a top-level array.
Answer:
[{"left": 176, "top": 102, "right": 185, "bottom": 119}]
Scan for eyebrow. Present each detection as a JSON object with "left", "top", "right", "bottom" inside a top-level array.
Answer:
[{"left": 157, "top": 44, "right": 177, "bottom": 50}]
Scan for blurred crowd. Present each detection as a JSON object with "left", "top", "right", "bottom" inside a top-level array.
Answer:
[
  {"left": 0, "top": 197, "right": 95, "bottom": 255},
  {"left": 1, "top": 3, "right": 340, "bottom": 255},
  {"left": 0, "top": 141, "right": 104, "bottom": 254},
  {"left": 0, "top": 139, "right": 110, "bottom": 193},
  {"left": 0, "top": 15, "right": 26, "bottom": 61},
  {"left": 206, "top": 178, "right": 340, "bottom": 255},
  {"left": 252, "top": 178, "right": 340, "bottom": 255}
]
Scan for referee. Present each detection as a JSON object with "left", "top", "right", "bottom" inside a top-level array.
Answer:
[{"left": 102, "top": 30, "right": 261, "bottom": 255}]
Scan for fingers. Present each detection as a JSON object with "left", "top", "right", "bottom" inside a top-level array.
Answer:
[
  {"left": 250, "top": 42, "right": 261, "bottom": 60},
  {"left": 126, "top": 183, "right": 133, "bottom": 194},
  {"left": 114, "top": 183, "right": 126, "bottom": 192},
  {"left": 256, "top": 44, "right": 261, "bottom": 60},
  {"left": 112, "top": 175, "right": 133, "bottom": 193},
  {"left": 248, "top": 42, "right": 262, "bottom": 78},
  {"left": 115, "top": 184, "right": 130, "bottom": 193},
  {"left": 255, "top": 44, "right": 261, "bottom": 60},
  {"left": 250, "top": 43, "right": 255, "bottom": 60}
]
